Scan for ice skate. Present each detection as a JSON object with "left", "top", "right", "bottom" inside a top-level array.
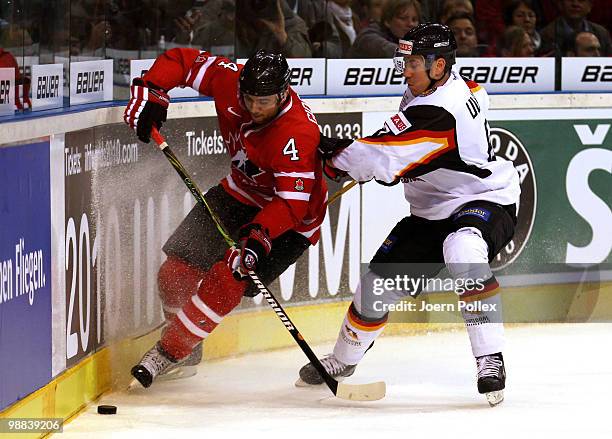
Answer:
[
  {"left": 476, "top": 352, "right": 506, "bottom": 406},
  {"left": 157, "top": 342, "right": 203, "bottom": 382},
  {"left": 295, "top": 354, "right": 357, "bottom": 387},
  {"left": 130, "top": 343, "right": 179, "bottom": 389}
]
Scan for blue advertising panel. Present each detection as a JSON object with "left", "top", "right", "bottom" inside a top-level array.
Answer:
[{"left": 0, "top": 140, "right": 52, "bottom": 410}]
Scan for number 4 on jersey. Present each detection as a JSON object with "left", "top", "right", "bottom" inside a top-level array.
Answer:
[{"left": 283, "top": 138, "right": 300, "bottom": 161}]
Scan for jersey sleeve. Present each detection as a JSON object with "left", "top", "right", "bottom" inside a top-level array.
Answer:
[
  {"left": 142, "top": 48, "right": 239, "bottom": 98},
  {"left": 252, "top": 132, "right": 321, "bottom": 239},
  {"left": 464, "top": 77, "right": 490, "bottom": 113},
  {"left": 331, "top": 105, "right": 458, "bottom": 185}
]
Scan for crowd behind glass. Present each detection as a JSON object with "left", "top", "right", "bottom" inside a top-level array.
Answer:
[{"left": 0, "top": 0, "right": 610, "bottom": 110}]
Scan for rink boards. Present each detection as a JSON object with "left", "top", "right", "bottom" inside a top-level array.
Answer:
[{"left": 0, "top": 93, "right": 611, "bottom": 436}]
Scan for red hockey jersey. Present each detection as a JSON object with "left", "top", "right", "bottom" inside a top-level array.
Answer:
[{"left": 143, "top": 48, "right": 327, "bottom": 243}]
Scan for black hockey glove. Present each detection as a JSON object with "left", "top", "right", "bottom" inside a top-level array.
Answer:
[
  {"left": 225, "top": 223, "right": 272, "bottom": 281},
  {"left": 124, "top": 78, "right": 170, "bottom": 143},
  {"left": 317, "top": 134, "right": 353, "bottom": 160}
]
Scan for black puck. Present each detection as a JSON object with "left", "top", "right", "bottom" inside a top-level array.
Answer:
[{"left": 97, "top": 405, "right": 117, "bottom": 415}]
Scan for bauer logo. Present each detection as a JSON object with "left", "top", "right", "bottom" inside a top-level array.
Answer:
[
  {"left": 561, "top": 58, "right": 612, "bottom": 91},
  {"left": 70, "top": 59, "right": 113, "bottom": 104},
  {"left": 581, "top": 65, "right": 612, "bottom": 82},
  {"left": 0, "top": 79, "right": 10, "bottom": 104},
  {"left": 344, "top": 67, "right": 405, "bottom": 86},
  {"left": 76, "top": 71, "right": 105, "bottom": 94},
  {"left": 327, "top": 59, "right": 407, "bottom": 95},
  {"left": 37, "top": 75, "right": 60, "bottom": 99},
  {"left": 489, "top": 127, "right": 537, "bottom": 270},
  {"left": 287, "top": 58, "right": 325, "bottom": 95},
  {"left": 0, "top": 67, "right": 14, "bottom": 115},
  {"left": 456, "top": 58, "right": 555, "bottom": 93},
  {"left": 32, "top": 64, "right": 64, "bottom": 111}
]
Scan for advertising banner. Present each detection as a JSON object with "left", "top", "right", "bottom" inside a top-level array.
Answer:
[
  {"left": 489, "top": 116, "right": 611, "bottom": 268},
  {"left": 455, "top": 57, "right": 555, "bottom": 93},
  {"left": 561, "top": 57, "right": 612, "bottom": 92},
  {"left": 0, "top": 67, "right": 15, "bottom": 115},
  {"left": 287, "top": 58, "right": 326, "bottom": 95},
  {"left": 64, "top": 129, "right": 101, "bottom": 366},
  {"left": 31, "top": 63, "right": 64, "bottom": 111},
  {"left": 62, "top": 117, "right": 231, "bottom": 354},
  {"left": 0, "top": 141, "right": 52, "bottom": 410},
  {"left": 326, "top": 58, "right": 405, "bottom": 96},
  {"left": 69, "top": 59, "right": 113, "bottom": 105}
]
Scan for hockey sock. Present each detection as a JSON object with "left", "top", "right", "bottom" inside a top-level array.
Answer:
[
  {"left": 443, "top": 227, "right": 505, "bottom": 357},
  {"left": 333, "top": 302, "right": 388, "bottom": 365},
  {"left": 160, "top": 261, "right": 246, "bottom": 359},
  {"left": 461, "top": 276, "right": 505, "bottom": 357},
  {"left": 158, "top": 256, "right": 207, "bottom": 322}
]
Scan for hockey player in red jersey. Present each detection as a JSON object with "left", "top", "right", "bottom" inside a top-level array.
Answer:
[
  {"left": 298, "top": 23, "right": 520, "bottom": 407},
  {"left": 124, "top": 48, "right": 327, "bottom": 388}
]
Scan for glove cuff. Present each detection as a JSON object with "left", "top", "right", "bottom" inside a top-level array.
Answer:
[
  {"left": 239, "top": 223, "right": 272, "bottom": 261},
  {"left": 131, "top": 77, "right": 166, "bottom": 92}
]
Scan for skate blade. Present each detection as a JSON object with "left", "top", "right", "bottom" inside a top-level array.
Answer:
[
  {"left": 157, "top": 365, "right": 198, "bottom": 382},
  {"left": 127, "top": 378, "right": 142, "bottom": 391},
  {"left": 486, "top": 390, "right": 504, "bottom": 407},
  {"left": 294, "top": 377, "right": 309, "bottom": 387}
]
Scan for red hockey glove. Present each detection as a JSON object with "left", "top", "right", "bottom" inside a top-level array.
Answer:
[
  {"left": 317, "top": 134, "right": 352, "bottom": 160},
  {"left": 124, "top": 78, "right": 170, "bottom": 143},
  {"left": 323, "top": 158, "right": 348, "bottom": 182},
  {"left": 225, "top": 224, "right": 272, "bottom": 281}
]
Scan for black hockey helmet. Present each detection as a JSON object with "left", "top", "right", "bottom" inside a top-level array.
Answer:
[
  {"left": 239, "top": 49, "right": 291, "bottom": 99},
  {"left": 393, "top": 23, "right": 457, "bottom": 74}
]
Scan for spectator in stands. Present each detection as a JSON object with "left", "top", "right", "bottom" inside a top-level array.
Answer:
[
  {"left": 503, "top": 0, "right": 542, "bottom": 54},
  {"left": 418, "top": 0, "right": 445, "bottom": 23},
  {"left": 499, "top": 25, "right": 536, "bottom": 57},
  {"left": 175, "top": 0, "right": 236, "bottom": 59},
  {"left": 348, "top": 0, "right": 420, "bottom": 58},
  {"left": 540, "top": 0, "right": 611, "bottom": 56},
  {"left": 290, "top": 0, "right": 343, "bottom": 58},
  {"left": 235, "top": 0, "right": 312, "bottom": 58},
  {"left": 439, "top": 0, "right": 473, "bottom": 24},
  {"left": 567, "top": 30, "right": 602, "bottom": 56},
  {"left": 328, "top": 0, "right": 361, "bottom": 56},
  {"left": 447, "top": 12, "right": 480, "bottom": 57},
  {"left": 356, "top": 0, "right": 388, "bottom": 28}
]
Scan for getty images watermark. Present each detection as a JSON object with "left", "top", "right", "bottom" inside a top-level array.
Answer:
[
  {"left": 369, "top": 273, "right": 495, "bottom": 314},
  {"left": 358, "top": 262, "right": 612, "bottom": 324}
]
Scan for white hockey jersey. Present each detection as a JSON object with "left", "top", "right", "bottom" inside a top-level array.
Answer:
[{"left": 332, "top": 69, "right": 520, "bottom": 220}]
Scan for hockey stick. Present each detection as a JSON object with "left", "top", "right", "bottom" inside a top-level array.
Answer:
[
  {"left": 328, "top": 180, "right": 358, "bottom": 205},
  {"left": 150, "top": 127, "right": 385, "bottom": 402}
]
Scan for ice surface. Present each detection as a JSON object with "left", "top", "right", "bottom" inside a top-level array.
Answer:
[{"left": 61, "top": 324, "right": 612, "bottom": 439}]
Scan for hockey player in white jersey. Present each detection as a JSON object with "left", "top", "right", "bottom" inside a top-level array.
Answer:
[{"left": 297, "top": 23, "right": 520, "bottom": 406}]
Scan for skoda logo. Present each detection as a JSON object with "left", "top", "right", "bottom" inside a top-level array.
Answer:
[{"left": 489, "top": 127, "right": 537, "bottom": 271}]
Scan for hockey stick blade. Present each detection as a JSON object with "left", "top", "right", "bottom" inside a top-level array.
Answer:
[{"left": 336, "top": 381, "right": 386, "bottom": 401}]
